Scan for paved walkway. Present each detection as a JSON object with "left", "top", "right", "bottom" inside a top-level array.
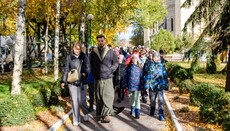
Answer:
[{"left": 62, "top": 94, "right": 166, "bottom": 131}]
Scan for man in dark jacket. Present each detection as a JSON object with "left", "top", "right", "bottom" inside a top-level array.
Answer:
[
  {"left": 90, "top": 34, "right": 124, "bottom": 123},
  {"left": 159, "top": 50, "right": 165, "bottom": 66}
]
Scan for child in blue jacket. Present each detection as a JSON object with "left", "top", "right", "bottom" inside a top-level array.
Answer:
[
  {"left": 144, "top": 52, "right": 169, "bottom": 121},
  {"left": 123, "top": 54, "right": 144, "bottom": 119}
]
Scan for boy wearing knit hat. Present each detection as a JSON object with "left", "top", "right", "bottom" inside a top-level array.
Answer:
[{"left": 144, "top": 51, "right": 169, "bottom": 121}]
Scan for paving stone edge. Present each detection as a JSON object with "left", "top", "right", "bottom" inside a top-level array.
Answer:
[{"left": 164, "top": 93, "right": 183, "bottom": 131}]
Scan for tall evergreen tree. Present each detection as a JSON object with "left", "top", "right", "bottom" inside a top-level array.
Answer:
[{"left": 182, "top": 0, "right": 230, "bottom": 91}]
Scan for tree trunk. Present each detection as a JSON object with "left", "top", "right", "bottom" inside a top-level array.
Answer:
[
  {"left": 0, "top": 35, "right": 4, "bottom": 74},
  {"left": 11, "top": 0, "right": 26, "bottom": 95},
  {"left": 54, "top": 0, "right": 60, "bottom": 81},
  {"left": 80, "top": 0, "right": 86, "bottom": 45},
  {"left": 225, "top": 48, "right": 230, "bottom": 92},
  {"left": 45, "top": 17, "right": 49, "bottom": 75}
]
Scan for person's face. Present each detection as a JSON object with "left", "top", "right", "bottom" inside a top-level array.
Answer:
[
  {"left": 97, "top": 37, "right": 105, "bottom": 48},
  {"left": 141, "top": 54, "right": 145, "bottom": 58},
  {"left": 153, "top": 56, "right": 160, "bottom": 62},
  {"left": 73, "top": 48, "right": 81, "bottom": 56},
  {"left": 118, "top": 57, "right": 122, "bottom": 64},
  {"left": 149, "top": 54, "right": 153, "bottom": 60},
  {"left": 132, "top": 57, "right": 138, "bottom": 64},
  {"left": 115, "top": 51, "right": 119, "bottom": 56}
]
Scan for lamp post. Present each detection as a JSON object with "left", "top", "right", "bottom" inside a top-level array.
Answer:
[{"left": 87, "top": 14, "right": 93, "bottom": 47}]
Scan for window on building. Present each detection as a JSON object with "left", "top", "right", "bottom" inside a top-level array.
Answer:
[
  {"left": 153, "top": 23, "right": 155, "bottom": 34},
  {"left": 192, "top": 22, "right": 194, "bottom": 38},
  {"left": 171, "top": 18, "right": 173, "bottom": 31},
  {"left": 164, "top": 17, "right": 167, "bottom": 29}
]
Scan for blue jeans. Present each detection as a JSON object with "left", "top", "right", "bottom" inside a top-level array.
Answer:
[{"left": 149, "top": 88, "right": 164, "bottom": 110}]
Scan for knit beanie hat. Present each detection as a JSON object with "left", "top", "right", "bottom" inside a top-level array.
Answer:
[
  {"left": 153, "top": 52, "right": 160, "bottom": 58},
  {"left": 131, "top": 54, "right": 141, "bottom": 63}
]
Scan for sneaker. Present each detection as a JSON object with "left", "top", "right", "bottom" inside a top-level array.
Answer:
[
  {"left": 73, "top": 122, "right": 80, "bottom": 126},
  {"left": 84, "top": 114, "right": 89, "bottom": 121},
  {"left": 101, "top": 116, "right": 110, "bottom": 123}
]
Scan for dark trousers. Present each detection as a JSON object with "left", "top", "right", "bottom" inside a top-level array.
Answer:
[
  {"left": 149, "top": 89, "right": 164, "bottom": 110},
  {"left": 94, "top": 78, "right": 114, "bottom": 117},
  {"left": 117, "top": 79, "right": 124, "bottom": 100},
  {"left": 88, "top": 82, "right": 94, "bottom": 107},
  {"left": 141, "top": 90, "right": 148, "bottom": 102}
]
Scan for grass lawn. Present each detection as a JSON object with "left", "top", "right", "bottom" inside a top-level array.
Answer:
[
  {"left": 194, "top": 73, "right": 226, "bottom": 88},
  {"left": 174, "top": 61, "right": 227, "bottom": 88},
  {"left": 0, "top": 70, "right": 55, "bottom": 101},
  {"left": 0, "top": 70, "right": 72, "bottom": 130}
]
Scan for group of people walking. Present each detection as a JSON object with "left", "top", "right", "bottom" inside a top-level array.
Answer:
[{"left": 61, "top": 34, "right": 169, "bottom": 126}]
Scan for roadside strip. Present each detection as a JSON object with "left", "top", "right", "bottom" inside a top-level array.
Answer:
[
  {"left": 47, "top": 109, "right": 73, "bottom": 131},
  {"left": 164, "top": 93, "right": 183, "bottom": 131}
]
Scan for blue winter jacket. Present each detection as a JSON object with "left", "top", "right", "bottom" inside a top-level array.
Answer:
[
  {"left": 122, "top": 64, "right": 144, "bottom": 91},
  {"left": 144, "top": 62, "right": 169, "bottom": 91}
]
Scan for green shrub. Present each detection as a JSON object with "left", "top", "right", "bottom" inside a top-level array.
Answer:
[
  {"left": 0, "top": 94, "right": 36, "bottom": 126},
  {"left": 190, "top": 83, "right": 217, "bottom": 106},
  {"left": 190, "top": 83, "right": 230, "bottom": 125},
  {"left": 179, "top": 105, "right": 190, "bottom": 113},
  {"left": 196, "top": 67, "right": 206, "bottom": 74},
  {"left": 175, "top": 68, "right": 188, "bottom": 81},
  {"left": 50, "top": 105, "right": 64, "bottom": 113},
  {"left": 166, "top": 63, "right": 194, "bottom": 86},
  {"left": 52, "top": 80, "right": 62, "bottom": 96},
  {"left": 199, "top": 105, "right": 217, "bottom": 124},
  {"left": 22, "top": 70, "right": 35, "bottom": 75},
  {"left": 178, "top": 79, "right": 195, "bottom": 94},
  {"left": 48, "top": 91, "right": 59, "bottom": 106},
  {"left": 32, "top": 91, "right": 46, "bottom": 107},
  {"left": 174, "top": 95, "right": 180, "bottom": 100},
  {"left": 222, "top": 115, "right": 230, "bottom": 131}
]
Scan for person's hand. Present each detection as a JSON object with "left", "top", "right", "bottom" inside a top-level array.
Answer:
[
  {"left": 61, "top": 83, "right": 65, "bottom": 89},
  {"left": 82, "top": 73, "right": 86, "bottom": 76}
]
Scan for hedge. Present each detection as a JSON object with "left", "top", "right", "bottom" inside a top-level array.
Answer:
[
  {"left": 0, "top": 95, "right": 36, "bottom": 126},
  {"left": 178, "top": 79, "right": 195, "bottom": 94},
  {"left": 166, "top": 63, "right": 193, "bottom": 86},
  {"left": 189, "top": 83, "right": 230, "bottom": 129}
]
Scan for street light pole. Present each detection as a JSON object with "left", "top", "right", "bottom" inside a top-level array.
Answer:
[
  {"left": 90, "top": 20, "right": 92, "bottom": 47},
  {"left": 87, "top": 14, "right": 93, "bottom": 47}
]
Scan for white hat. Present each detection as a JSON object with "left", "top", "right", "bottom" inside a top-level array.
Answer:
[{"left": 131, "top": 54, "right": 141, "bottom": 63}]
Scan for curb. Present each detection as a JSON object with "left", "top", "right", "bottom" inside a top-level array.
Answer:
[
  {"left": 163, "top": 93, "right": 183, "bottom": 131},
  {"left": 47, "top": 109, "right": 73, "bottom": 131}
]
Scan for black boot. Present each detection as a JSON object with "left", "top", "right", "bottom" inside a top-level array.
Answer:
[{"left": 150, "top": 106, "right": 155, "bottom": 117}]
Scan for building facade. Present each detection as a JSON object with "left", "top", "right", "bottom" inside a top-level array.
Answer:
[{"left": 144, "top": 0, "right": 201, "bottom": 48}]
